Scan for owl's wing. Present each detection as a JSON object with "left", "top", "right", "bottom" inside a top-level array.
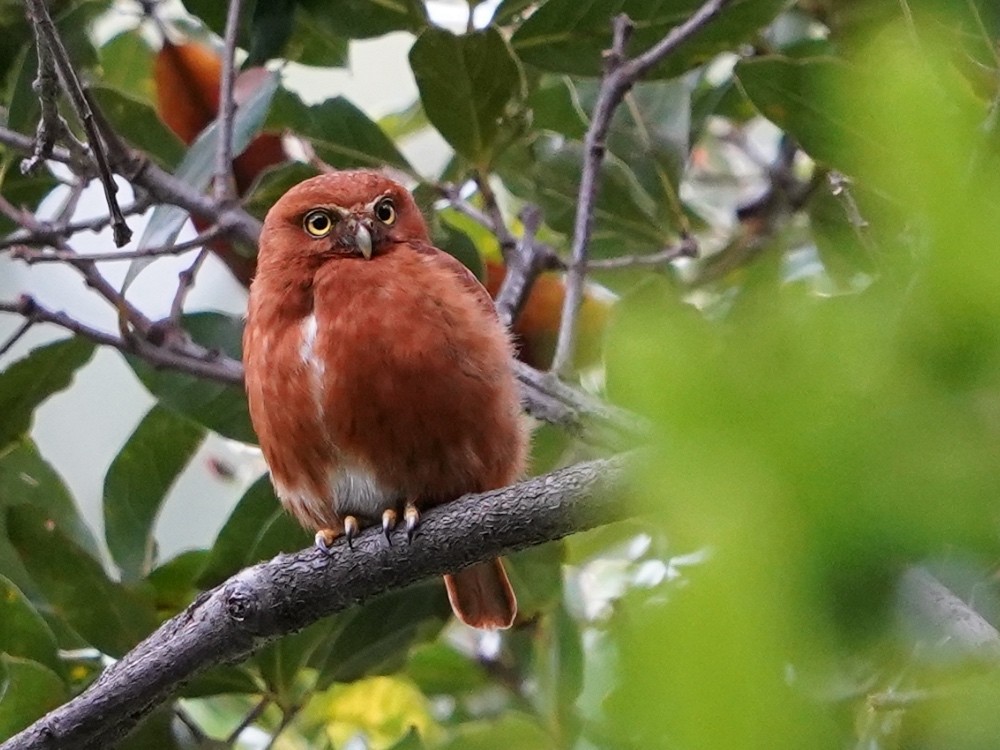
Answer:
[{"left": 409, "top": 241, "right": 500, "bottom": 322}]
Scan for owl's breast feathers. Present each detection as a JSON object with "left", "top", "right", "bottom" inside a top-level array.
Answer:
[{"left": 244, "top": 242, "right": 527, "bottom": 530}]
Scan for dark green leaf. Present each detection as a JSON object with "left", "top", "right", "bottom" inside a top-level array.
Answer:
[
  {"left": 8, "top": 506, "right": 157, "bottom": 657},
  {"left": 269, "top": 89, "right": 413, "bottom": 173},
  {"left": 410, "top": 27, "right": 522, "bottom": 164},
  {"left": 505, "top": 541, "right": 563, "bottom": 617},
  {"left": 128, "top": 312, "right": 255, "bottom": 443},
  {"left": 298, "top": 0, "right": 428, "bottom": 39},
  {"left": 89, "top": 87, "right": 185, "bottom": 168},
  {"left": 283, "top": 6, "right": 350, "bottom": 68},
  {"left": 104, "top": 406, "right": 205, "bottom": 582},
  {"left": 98, "top": 30, "right": 154, "bottom": 104},
  {"left": 527, "top": 76, "right": 588, "bottom": 139},
  {"left": 244, "top": 162, "right": 322, "bottom": 220},
  {"left": 0, "top": 338, "right": 94, "bottom": 453},
  {"left": 511, "top": 0, "right": 787, "bottom": 79},
  {"left": 180, "top": 664, "right": 261, "bottom": 698},
  {"left": 0, "top": 439, "right": 100, "bottom": 596},
  {"left": 406, "top": 642, "right": 488, "bottom": 695},
  {"left": 0, "top": 575, "right": 61, "bottom": 677},
  {"left": 498, "top": 138, "right": 668, "bottom": 257},
  {"left": 313, "top": 581, "right": 451, "bottom": 687},
  {"left": 147, "top": 549, "right": 209, "bottom": 616},
  {"left": 0, "top": 158, "right": 58, "bottom": 235},
  {"left": 128, "top": 71, "right": 279, "bottom": 288},
  {"left": 198, "top": 476, "right": 304, "bottom": 588},
  {"left": 735, "top": 55, "right": 872, "bottom": 173},
  {"left": 0, "top": 655, "right": 67, "bottom": 741},
  {"left": 434, "top": 220, "right": 485, "bottom": 281},
  {"left": 256, "top": 619, "right": 335, "bottom": 702},
  {"left": 117, "top": 704, "right": 185, "bottom": 750},
  {"left": 245, "top": 0, "right": 296, "bottom": 66}
]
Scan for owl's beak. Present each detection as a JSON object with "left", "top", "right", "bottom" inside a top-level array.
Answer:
[
  {"left": 343, "top": 216, "right": 373, "bottom": 260},
  {"left": 355, "top": 222, "right": 373, "bottom": 260}
]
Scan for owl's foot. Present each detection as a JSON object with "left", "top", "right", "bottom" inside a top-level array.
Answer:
[
  {"left": 404, "top": 500, "right": 419, "bottom": 544},
  {"left": 314, "top": 527, "right": 338, "bottom": 554},
  {"left": 343, "top": 515, "right": 360, "bottom": 549},
  {"left": 381, "top": 508, "right": 398, "bottom": 545}
]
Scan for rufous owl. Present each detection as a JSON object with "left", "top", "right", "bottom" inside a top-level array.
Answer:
[{"left": 243, "top": 170, "right": 528, "bottom": 629}]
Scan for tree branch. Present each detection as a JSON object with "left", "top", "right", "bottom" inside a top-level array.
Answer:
[
  {"left": 551, "top": 0, "right": 734, "bottom": 375},
  {"left": 0, "top": 455, "right": 631, "bottom": 750},
  {"left": 23, "top": 0, "right": 132, "bottom": 246}
]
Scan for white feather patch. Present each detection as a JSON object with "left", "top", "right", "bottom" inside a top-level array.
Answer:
[{"left": 330, "top": 465, "right": 394, "bottom": 518}]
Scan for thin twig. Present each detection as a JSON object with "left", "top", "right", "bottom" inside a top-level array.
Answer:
[
  {"left": 587, "top": 236, "right": 698, "bottom": 270},
  {"left": 20, "top": 23, "right": 63, "bottom": 174},
  {"left": 0, "top": 296, "right": 244, "bottom": 384},
  {"left": 215, "top": 0, "right": 244, "bottom": 204},
  {"left": 226, "top": 697, "right": 271, "bottom": 744},
  {"left": 475, "top": 172, "right": 516, "bottom": 261},
  {"left": 0, "top": 319, "right": 35, "bottom": 358},
  {"left": 8, "top": 226, "right": 219, "bottom": 263},
  {"left": 23, "top": 0, "right": 132, "bottom": 246},
  {"left": 173, "top": 705, "right": 207, "bottom": 743},
  {"left": 550, "top": 0, "right": 734, "bottom": 376},
  {"left": 0, "top": 198, "right": 154, "bottom": 252},
  {"left": 494, "top": 204, "right": 546, "bottom": 329},
  {"left": 263, "top": 706, "right": 300, "bottom": 750},
  {"left": 170, "top": 247, "right": 209, "bottom": 324}
]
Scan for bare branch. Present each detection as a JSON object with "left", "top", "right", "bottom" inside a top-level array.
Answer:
[
  {"left": 23, "top": 0, "right": 132, "bottom": 245},
  {"left": 550, "top": 0, "right": 734, "bottom": 376},
  {"left": 169, "top": 247, "right": 209, "bottom": 324},
  {"left": 586, "top": 236, "right": 698, "bottom": 270},
  {"left": 0, "top": 455, "right": 630, "bottom": 750},
  {"left": 8, "top": 227, "right": 222, "bottom": 263},
  {"left": 215, "top": 0, "right": 245, "bottom": 204},
  {"left": 495, "top": 204, "right": 547, "bottom": 329}
]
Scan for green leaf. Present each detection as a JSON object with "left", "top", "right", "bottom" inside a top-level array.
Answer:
[
  {"left": 0, "top": 158, "right": 58, "bottom": 235},
  {"left": 505, "top": 541, "right": 563, "bottom": 618},
  {"left": 245, "top": 0, "right": 296, "bottom": 66},
  {"left": 283, "top": 6, "right": 350, "bottom": 68},
  {"left": 438, "top": 714, "right": 552, "bottom": 750},
  {"left": 98, "top": 30, "right": 154, "bottom": 104},
  {"left": 89, "top": 87, "right": 185, "bottom": 168},
  {"left": 8, "top": 506, "right": 157, "bottom": 657},
  {"left": 180, "top": 664, "right": 261, "bottom": 698},
  {"left": 147, "top": 549, "right": 209, "bottom": 616},
  {"left": 0, "top": 655, "right": 67, "bottom": 741},
  {"left": 499, "top": 138, "right": 668, "bottom": 257},
  {"left": 0, "top": 338, "right": 94, "bottom": 453},
  {"left": 198, "top": 476, "right": 304, "bottom": 588},
  {"left": 298, "top": 0, "right": 428, "bottom": 39},
  {"left": 511, "top": 0, "right": 788, "bottom": 79},
  {"left": 104, "top": 406, "right": 205, "bottom": 582},
  {"left": 127, "top": 71, "right": 279, "bottom": 290},
  {"left": 406, "top": 642, "right": 489, "bottom": 695},
  {"left": 128, "top": 312, "right": 256, "bottom": 443},
  {"left": 0, "top": 575, "right": 61, "bottom": 677},
  {"left": 526, "top": 76, "right": 589, "bottom": 139},
  {"left": 312, "top": 581, "right": 451, "bottom": 687},
  {"left": 269, "top": 89, "right": 413, "bottom": 173},
  {"left": 0, "top": 439, "right": 100, "bottom": 596},
  {"left": 410, "top": 27, "right": 522, "bottom": 164},
  {"left": 735, "top": 55, "right": 872, "bottom": 173},
  {"left": 256, "top": 619, "right": 335, "bottom": 702},
  {"left": 244, "top": 161, "right": 322, "bottom": 220}
]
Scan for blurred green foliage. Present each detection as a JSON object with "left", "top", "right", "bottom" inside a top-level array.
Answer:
[{"left": 3, "top": 0, "right": 1000, "bottom": 748}]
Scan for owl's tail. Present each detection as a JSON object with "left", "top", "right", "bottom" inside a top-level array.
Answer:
[{"left": 444, "top": 558, "right": 517, "bottom": 629}]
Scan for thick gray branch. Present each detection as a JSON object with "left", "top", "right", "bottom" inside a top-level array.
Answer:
[{"left": 1, "top": 455, "right": 630, "bottom": 750}]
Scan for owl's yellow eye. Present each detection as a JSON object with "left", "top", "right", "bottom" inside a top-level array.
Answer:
[
  {"left": 303, "top": 209, "right": 334, "bottom": 238},
  {"left": 374, "top": 197, "right": 396, "bottom": 225}
]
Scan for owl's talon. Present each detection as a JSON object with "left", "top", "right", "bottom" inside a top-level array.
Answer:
[
  {"left": 404, "top": 501, "right": 419, "bottom": 544},
  {"left": 344, "top": 515, "right": 360, "bottom": 549},
  {"left": 381, "top": 509, "right": 398, "bottom": 546},
  {"left": 314, "top": 528, "right": 337, "bottom": 555}
]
